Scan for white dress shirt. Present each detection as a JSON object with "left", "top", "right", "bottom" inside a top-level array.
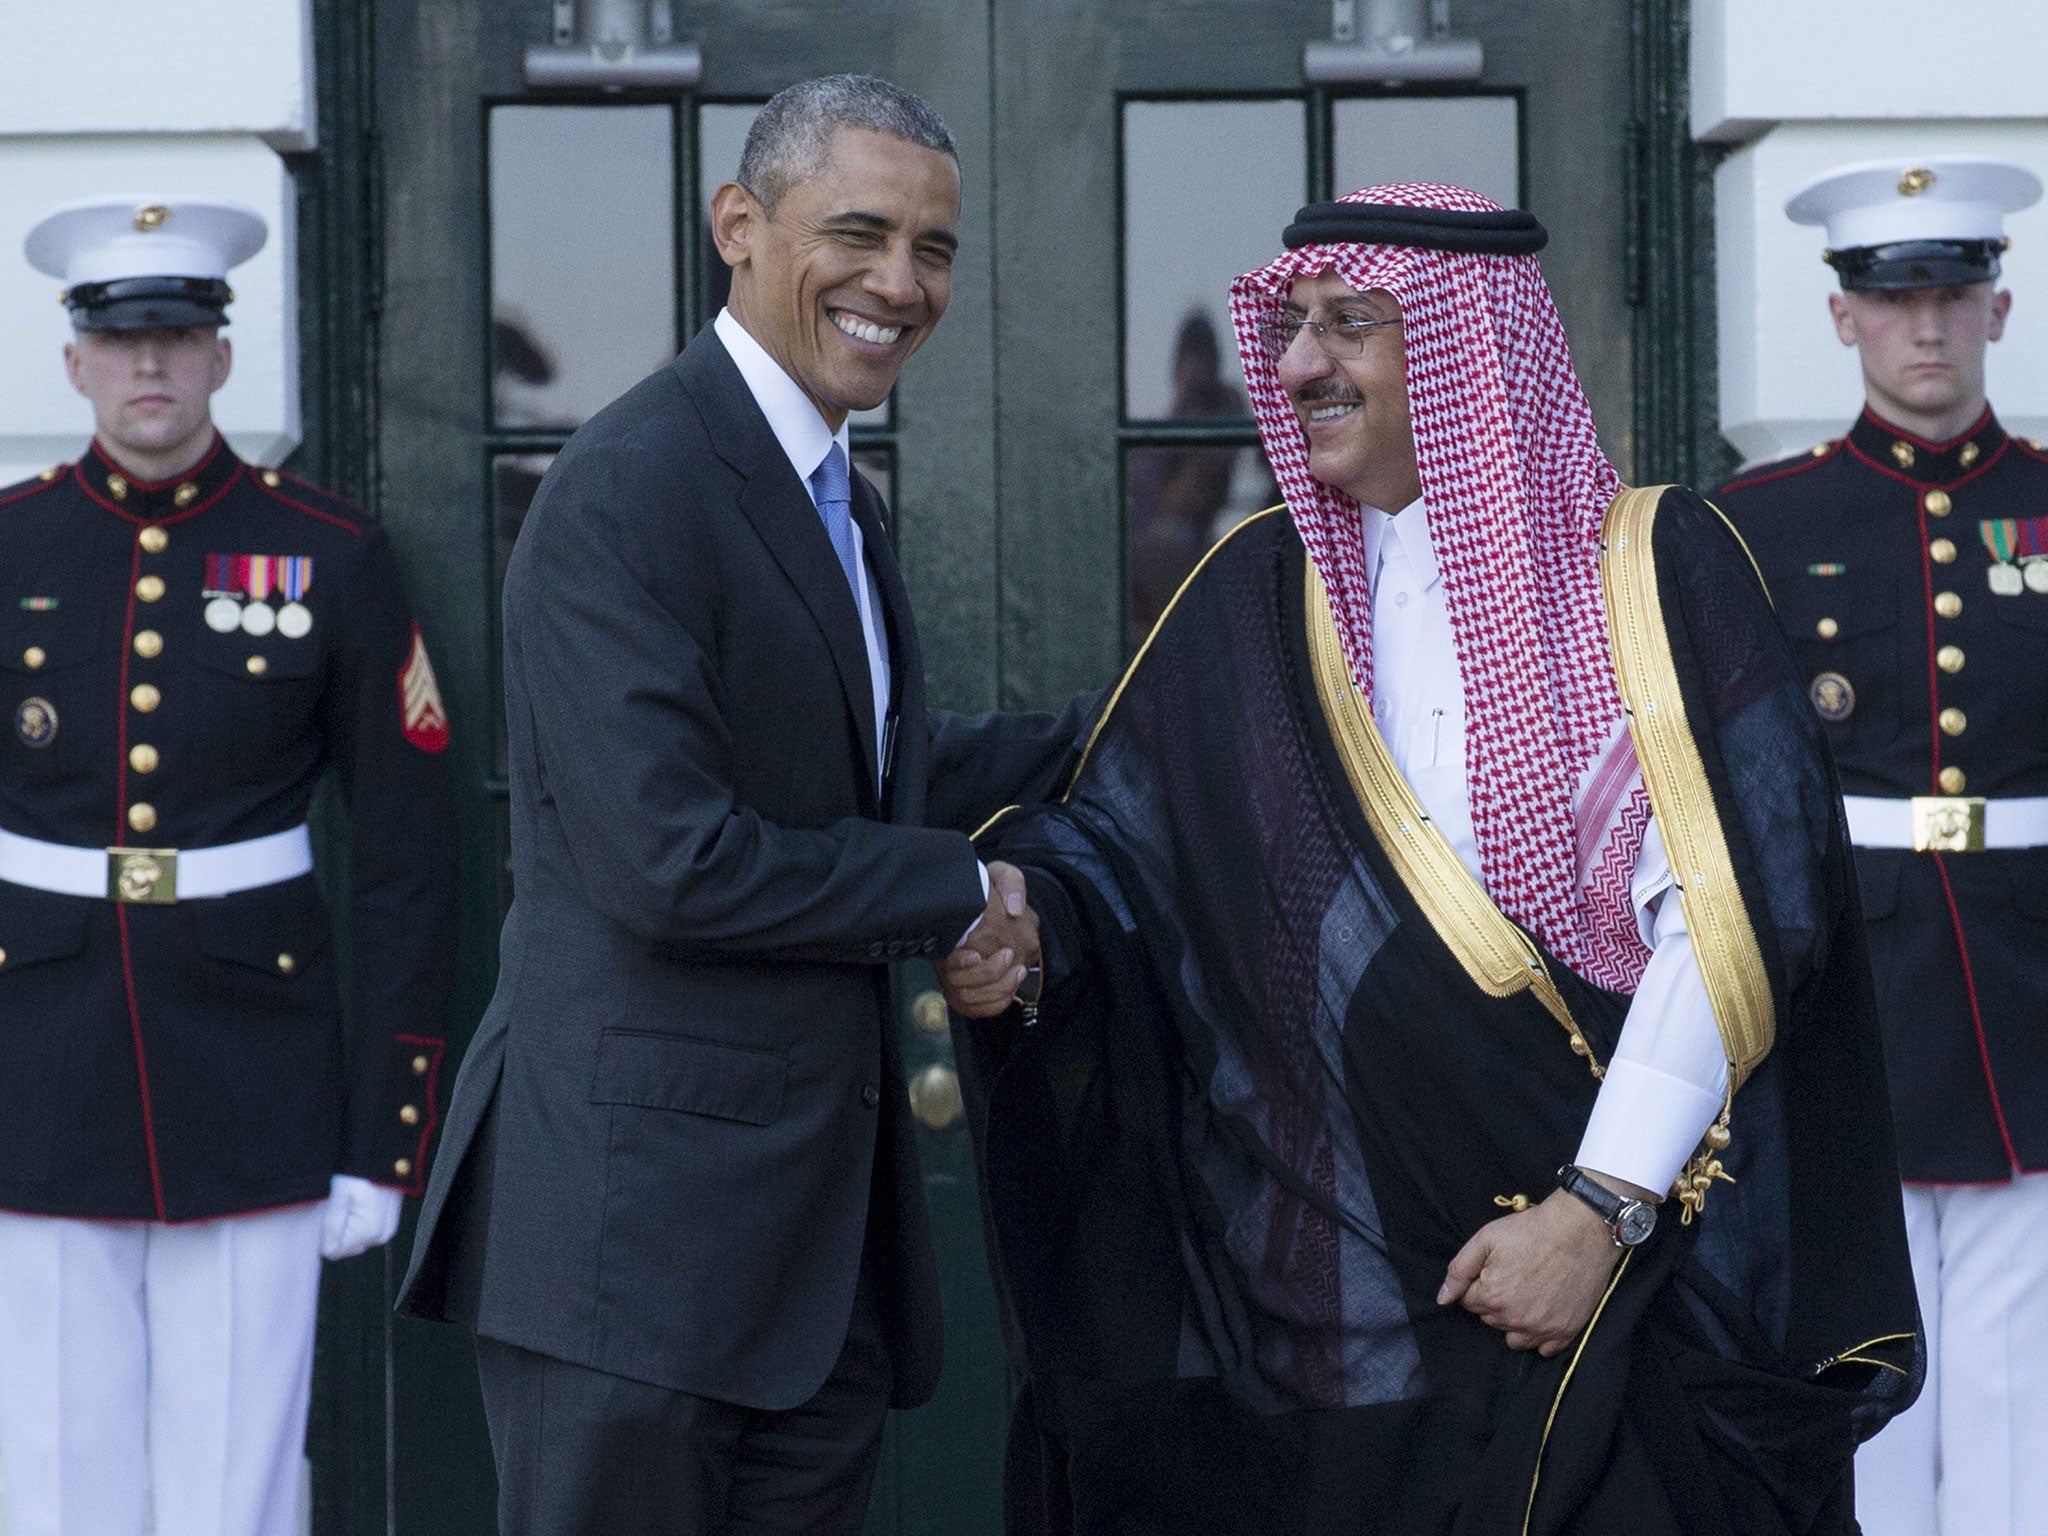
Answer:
[
  {"left": 713, "top": 309, "right": 990, "bottom": 930},
  {"left": 715, "top": 308, "right": 892, "bottom": 775},
  {"left": 1362, "top": 499, "right": 1728, "bottom": 1195}
]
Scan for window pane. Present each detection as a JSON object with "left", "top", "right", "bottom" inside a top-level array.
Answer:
[
  {"left": 853, "top": 446, "right": 895, "bottom": 524},
  {"left": 490, "top": 105, "right": 676, "bottom": 430},
  {"left": 1124, "top": 442, "right": 1277, "bottom": 653},
  {"left": 1331, "top": 96, "right": 1519, "bottom": 209},
  {"left": 699, "top": 101, "right": 890, "bottom": 428},
  {"left": 1122, "top": 100, "right": 1306, "bottom": 422}
]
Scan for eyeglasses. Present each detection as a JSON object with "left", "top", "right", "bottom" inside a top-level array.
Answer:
[{"left": 1254, "top": 310, "right": 1402, "bottom": 361}]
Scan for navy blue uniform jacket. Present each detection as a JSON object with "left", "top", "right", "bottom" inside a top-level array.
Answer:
[{"left": 0, "top": 438, "right": 458, "bottom": 1221}]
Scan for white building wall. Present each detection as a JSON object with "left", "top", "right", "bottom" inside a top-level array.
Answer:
[
  {"left": 0, "top": 0, "right": 314, "bottom": 489},
  {"left": 1697, "top": 0, "right": 2048, "bottom": 467}
]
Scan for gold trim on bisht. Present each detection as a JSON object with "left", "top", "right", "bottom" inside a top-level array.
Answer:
[
  {"left": 1599, "top": 487, "right": 1774, "bottom": 1088},
  {"left": 1306, "top": 565, "right": 1602, "bottom": 1075}
]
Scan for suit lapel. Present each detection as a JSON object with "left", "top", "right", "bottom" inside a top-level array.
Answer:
[
  {"left": 678, "top": 333, "right": 881, "bottom": 798},
  {"left": 849, "top": 473, "right": 924, "bottom": 820}
]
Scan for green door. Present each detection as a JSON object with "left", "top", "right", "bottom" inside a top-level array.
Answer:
[{"left": 294, "top": 3, "right": 1703, "bottom": 1531}]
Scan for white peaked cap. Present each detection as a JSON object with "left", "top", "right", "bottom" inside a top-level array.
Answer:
[
  {"left": 1786, "top": 156, "right": 2041, "bottom": 252},
  {"left": 23, "top": 197, "right": 267, "bottom": 286}
]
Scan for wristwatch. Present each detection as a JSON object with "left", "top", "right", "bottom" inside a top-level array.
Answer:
[{"left": 1556, "top": 1164, "right": 1657, "bottom": 1248}]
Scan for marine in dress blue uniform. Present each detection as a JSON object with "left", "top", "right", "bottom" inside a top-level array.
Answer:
[
  {"left": 0, "top": 199, "right": 458, "bottom": 1536},
  {"left": 1715, "top": 156, "right": 2048, "bottom": 1536}
]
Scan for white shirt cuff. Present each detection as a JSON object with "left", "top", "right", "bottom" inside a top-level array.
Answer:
[
  {"left": 955, "top": 860, "right": 991, "bottom": 948},
  {"left": 1575, "top": 1056, "right": 1727, "bottom": 1196}
]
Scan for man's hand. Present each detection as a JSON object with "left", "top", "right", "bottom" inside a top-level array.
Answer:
[
  {"left": 938, "top": 861, "right": 1040, "bottom": 1019},
  {"left": 1436, "top": 1177, "right": 1650, "bottom": 1356},
  {"left": 321, "top": 1174, "right": 404, "bottom": 1260}
]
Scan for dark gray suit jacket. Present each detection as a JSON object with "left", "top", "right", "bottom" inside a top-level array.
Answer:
[{"left": 399, "top": 327, "right": 1091, "bottom": 1412}]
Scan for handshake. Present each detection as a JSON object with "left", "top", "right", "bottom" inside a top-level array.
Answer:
[{"left": 938, "top": 860, "right": 1042, "bottom": 1019}]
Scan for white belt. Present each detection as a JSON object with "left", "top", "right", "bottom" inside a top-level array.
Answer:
[
  {"left": 0, "top": 824, "right": 314, "bottom": 903},
  {"left": 1842, "top": 795, "right": 2048, "bottom": 853}
]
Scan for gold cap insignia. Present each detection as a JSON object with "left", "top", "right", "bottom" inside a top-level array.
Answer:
[
  {"left": 133, "top": 203, "right": 172, "bottom": 233},
  {"left": 1898, "top": 168, "right": 1936, "bottom": 197}
]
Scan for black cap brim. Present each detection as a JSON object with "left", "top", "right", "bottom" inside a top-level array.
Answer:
[
  {"left": 66, "top": 275, "right": 231, "bottom": 332},
  {"left": 1829, "top": 239, "right": 2004, "bottom": 292}
]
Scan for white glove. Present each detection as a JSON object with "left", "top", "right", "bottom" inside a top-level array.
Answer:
[{"left": 320, "top": 1174, "right": 403, "bottom": 1260}]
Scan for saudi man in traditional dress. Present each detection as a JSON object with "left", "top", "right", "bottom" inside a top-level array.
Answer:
[{"left": 943, "top": 184, "right": 1922, "bottom": 1534}]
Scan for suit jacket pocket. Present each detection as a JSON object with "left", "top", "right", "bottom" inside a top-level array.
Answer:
[{"left": 591, "top": 1029, "right": 786, "bottom": 1126}]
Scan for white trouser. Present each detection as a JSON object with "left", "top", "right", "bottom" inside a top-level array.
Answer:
[
  {"left": 1855, "top": 1171, "right": 2048, "bottom": 1536},
  {"left": 0, "top": 1204, "right": 325, "bottom": 1536}
]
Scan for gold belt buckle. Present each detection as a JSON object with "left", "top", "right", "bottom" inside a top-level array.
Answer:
[
  {"left": 1911, "top": 796, "right": 1986, "bottom": 853},
  {"left": 107, "top": 848, "right": 179, "bottom": 903}
]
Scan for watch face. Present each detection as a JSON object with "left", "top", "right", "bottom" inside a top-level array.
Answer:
[{"left": 1616, "top": 1203, "right": 1656, "bottom": 1247}]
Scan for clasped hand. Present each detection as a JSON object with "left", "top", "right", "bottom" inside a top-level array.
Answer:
[
  {"left": 1437, "top": 1181, "right": 1647, "bottom": 1356},
  {"left": 937, "top": 861, "right": 1040, "bottom": 1019}
]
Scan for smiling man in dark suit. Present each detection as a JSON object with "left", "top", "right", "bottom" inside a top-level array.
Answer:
[{"left": 399, "top": 74, "right": 1074, "bottom": 1535}]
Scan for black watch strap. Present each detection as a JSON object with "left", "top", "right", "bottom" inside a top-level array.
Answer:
[{"left": 1556, "top": 1163, "right": 1656, "bottom": 1247}]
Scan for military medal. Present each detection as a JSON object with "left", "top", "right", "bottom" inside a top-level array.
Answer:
[
  {"left": 1980, "top": 517, "right": 2048, "bottom": 595},
  {"left": 276, "top": 556, "right": 314, "bottom": 639},
  {"left": 15, "top": 696, "right": 55, "bottom": 747},
  {"left": 203, "top": 555, "right": 245, "bottom": 631},
  {"left": 1809, "top": 671, "right": 1855, "bottom": 722},
  {"left": 2029, "top": 561, "right": 2048, "bottom": 595},
  {"left": 241, "top": 601, "right": 276, "bottom": 637},
  {"left": 205, "top": 596, "right": 242, "bottom": 632},
  {"left": 237, "top": 553, "right": 277, "bottom": 636}
]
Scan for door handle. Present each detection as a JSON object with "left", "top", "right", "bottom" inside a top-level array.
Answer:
[{"left": 908, "top": 1063, "right": 964, "bottom": 1132}]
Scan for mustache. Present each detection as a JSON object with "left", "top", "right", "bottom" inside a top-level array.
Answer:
[{"left": 1291, "top": 382, "right": 1364, "bottom": 406}]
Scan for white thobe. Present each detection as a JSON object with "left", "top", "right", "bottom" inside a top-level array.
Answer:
[{"left": 1362, "top": 500, "right": 1727, "bottom": 1195}]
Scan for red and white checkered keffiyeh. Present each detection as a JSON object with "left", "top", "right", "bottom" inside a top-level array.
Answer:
[{"left": 1229, "top": 183, "right": 1652, "bottom": 993}]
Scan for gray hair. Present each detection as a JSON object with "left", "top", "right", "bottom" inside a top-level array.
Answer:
[{"left": 738, "top": 74, "right": 957, "bottom": 213}]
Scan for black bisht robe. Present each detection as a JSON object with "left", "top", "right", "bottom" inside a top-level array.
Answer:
[{"left": 963, "top": 490, "right": 1920, "bottom": 1535}]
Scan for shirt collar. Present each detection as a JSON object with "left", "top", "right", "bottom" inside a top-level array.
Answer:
[
  {"left": 1361, "top": 495, "right": 1440, "bottom": 594},
  {"left": 714, "top": 307, "right": 851, "bottom": 490}
]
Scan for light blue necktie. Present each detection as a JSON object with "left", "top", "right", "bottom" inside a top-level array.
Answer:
[{"left": 808, "top": 443, "right": 862, "bottom": 602}]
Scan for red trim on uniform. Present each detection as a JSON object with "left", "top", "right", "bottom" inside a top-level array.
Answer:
[
  {"left": 1844, "top": 433, "right": 2010, "bottom": 491},
  {"left": 1868, "top": 404, "right": 1996, "bottom": 454},
  {"left": 1932, "top": 852, "right": 2023, "bottom": 1173},
  {"left": 89, "top": 434, "right": 224, "bottom": 492},
  {"left": 0, "top": 1197, "right": 327, "bottom": 1226},
  {"left": 1719, "top": 446, "right": 1838, "bottom": 494},
  {"left": 114, "top": 904, "right": 168, "bottom": 1222},
  {"left": 2013, "top": 436, "right": 2048, "bottom": 465},
  {"left": 71, "top": 461, "right": 243, "bottom": 527},
  {"left": 250, "top": 478, "right": 367, "bottom": 536},
  {"left": 0, "top": 473, "right": 65, "bottom": 512},
  {"left": 114, "top": 539, "right": 140, "bottom": 844},
  {"left": 393, "top": 1034, "right": 444, "bottom": 1197}
]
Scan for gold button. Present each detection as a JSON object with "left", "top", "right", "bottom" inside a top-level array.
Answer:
[
  {"left": 1936, "top": 590, "right": 1963, "bottom": 619},
  {"left": 1924, "top": 489, "right": 1952, "bottom": 517},
  {"left": 133, "top": 630, "right": 162, "bottom": 659},
  {"left": 106, "top": 473, "right": 128, "bottom": 500},
  {"left": 399, "top": 1104, "right": 421, "bottom": 1126},
  {"left": 393, "top": 1158, "right": 413, "bottom": 1179},
  {"left": 1959, "top": 443, "right": 1980, "bottom": 469},
  {"left": 135, "top": 575, "right": 164, "bottom": 603},
  {"left": 0, "top": 947, "right": 8, "bottom": 966},
  {"left": 1939, "top": 707, "right": 1967, "bottom": 737},
  {"left": 1937, "top": 645, "right": 1966, "bottom": 673},
  {"left": 261, "top": 469, "right": 281, "bottom": 488},
  {"left": 138, "top": 527, "right": 168, "bottom": 554},
  {"left": 173, "top": 482, "right": 198, "bottom": 509},
  {"left": 1930, "top": 538, "right": 1957, "bottom": 564},
  {"left": 1892, "top": 441, "right": 1916, "bottom": 469},
  {"left": 1816, "top": 617, "right": 1839, "bottom": 640},
  {"left": 245, "top": 655, "right": 268, "bottom": 676},
  {"left": 1810, "top": 442, "right": 1831, "bottom": 457},
  {"left": 277, "top": 952, "right": 295, "bottom": 974},
  {"left": 128, "top": 743, "right": 159, "bottom": 774},
  {"left": 1939, "top": 765, "right": 1968, "bottom": 794},
  {"left": 131, "top": 683, "right": 160, "bottom": 713},
  {"left": 127, "top": 802, "right": 157, "bottom": 833},
  {"left": 411, "top": 1055, "right": 429, "bottom": 1075},
  {"left": 38, "top": 465, "right": 58, "bottom": 481},
  {"left": 22, "top": 646, "right": 45, "bottom": 670}
]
